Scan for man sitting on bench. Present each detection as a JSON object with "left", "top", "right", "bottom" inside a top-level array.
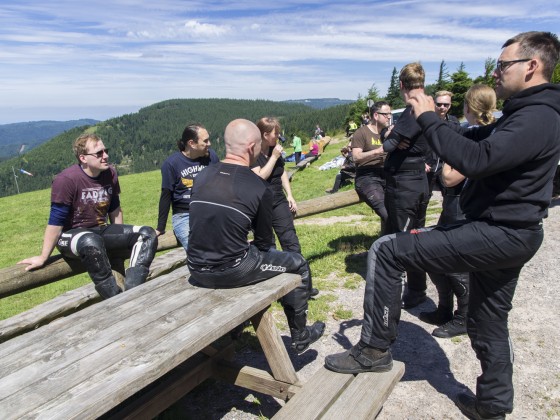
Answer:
[
  {"left": 18, "top": 133, "right": 158, "bottom": 299},
  {"left": 186, "top": 119, "right": 325, "bottom": 353}
]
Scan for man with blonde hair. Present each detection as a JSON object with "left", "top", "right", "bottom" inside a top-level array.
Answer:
[
  {"left": 19, "top": 134, "right": 158, "bottom": 299},
  {"left": 187, "top": 119, "right": 325, "bottom": 354},
  {"left": 326, "top": 31, "right": 560, "bottom": 419}
]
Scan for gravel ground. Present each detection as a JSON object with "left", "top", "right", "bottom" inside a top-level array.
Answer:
[{"left": 171, "top": 197, "right": 560, "bottom": 420}]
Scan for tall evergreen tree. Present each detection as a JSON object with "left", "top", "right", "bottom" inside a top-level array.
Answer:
[
  {"left": 473, "top": 58, "right": 497, "bottom": 87},
  {"left": 386, "top": 67, "right": 405, "bottom": 109},
  {"left": 448, "top": 62, "right": 473, "bottom": 118},
  {"left": 434, "top": 60, "right": 451, "bottom": 93}
]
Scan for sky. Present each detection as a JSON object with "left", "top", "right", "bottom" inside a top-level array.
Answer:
[{"left": 0, "top": 0, "right": 558, "bottom": 124}]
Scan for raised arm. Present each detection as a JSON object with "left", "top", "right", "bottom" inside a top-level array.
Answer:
[{"left": 252, "top": 144, "right": 283, "bottom": 179}]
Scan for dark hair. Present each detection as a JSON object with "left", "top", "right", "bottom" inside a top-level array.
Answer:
[
  {"left": 372, "top": 101, "right": 390, "bottom": 115},
  {"left": 178, "top": 123, "right": 205, "bottom": 151},
  {"left": 503, "top": 31, "right": 560, "bottom": 81}
]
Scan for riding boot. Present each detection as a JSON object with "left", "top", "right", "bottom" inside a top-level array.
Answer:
[
  {"left": 125, "top": 265, "right": 149, "bottom": 290},
  {"left": 94, "top": 277, "right": 123, "bottom": 299},
  {"left": 285, "top": 308, "right": 325, "bottom": 354}
]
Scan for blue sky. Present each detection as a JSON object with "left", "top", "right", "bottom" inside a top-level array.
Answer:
[{"left": 0, "top": 0, "right": 558, "bottom": 124}]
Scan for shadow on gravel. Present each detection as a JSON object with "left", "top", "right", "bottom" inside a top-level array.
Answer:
[{"left": 391, "top": 320, "right": 470, "bottom": 399}]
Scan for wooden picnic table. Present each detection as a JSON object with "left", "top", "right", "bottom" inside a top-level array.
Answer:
[{"left": 0, "top": 268, "right": 303, "bottom": 419}]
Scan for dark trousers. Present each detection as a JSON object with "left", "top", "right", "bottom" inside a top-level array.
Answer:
[
  {"left": 361, "top": 220, "right": 543, "bottom": 414},
  {"left": 384, "top": 169, "right": 429, "bottom": 292},
  {"left": 295, "top": 152, "right": 302, "bottom": 164},
  {"left": 272, "top": 198, "right": 301, "bottom": 253},
  {"left": 355, "top": 171, "right": 388, "bottom": 228},
  {"left": 330, "top": 171, "right": 354, "bottom": 193},
  {"left": 57, "top": 224, "right": 158, "bottom": 287},
  {"left": 189, "top": 245, "right": 312, "bottom": 315},
  {"left": 429, "top": 193, "right": 469, "bottom": 314}
]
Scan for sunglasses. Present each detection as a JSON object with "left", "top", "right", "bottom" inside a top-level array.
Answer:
[
  {"left": 84, "top": 148, "right": 109, "bottom": 158},
  {"left": 436, "top": 103, "right": 451, "bottom": 108}
]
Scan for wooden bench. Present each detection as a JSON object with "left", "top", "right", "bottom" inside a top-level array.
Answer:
[
  {"left": 273, "top": 362, "right": 405, "bottom": 419},
  {"left": 0, "top": 269, "right": 305, "bottom": 419}
]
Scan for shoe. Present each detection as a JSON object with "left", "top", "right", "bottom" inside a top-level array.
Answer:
[
  {"left": 309, "top": 287, "right": 319, "bottom": 298},
  {"left": 419, "top": 308, "right": 453, "bottom": 325},
  {"left": 291, "top": 321, "right": 325, "bottom": 354},
  {"left": 401, "top": 289, "right": 427, "bottom": 309},
  {"left": 325, "top": 189, "right": 334, "bottom": 194},
  {"left": 324, "top": 341, "right": 393, "bottom": 374},
  {"left": 432, "top": 315, "right": 467, "bottom": 338},
  {"left": 456, "top": 393, "right": 505, "bottom": 419}
]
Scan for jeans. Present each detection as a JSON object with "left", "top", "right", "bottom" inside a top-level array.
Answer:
[{"left": 172, "top": 212, "right": 190, "bottom": 251}]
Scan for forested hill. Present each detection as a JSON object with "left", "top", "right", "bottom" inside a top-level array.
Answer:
[
  {"left": 0, "top": 119, "right": 99, "bottom": 159},
  {"left": 0, "top": 98, "right": 350, "bottom": 197}
]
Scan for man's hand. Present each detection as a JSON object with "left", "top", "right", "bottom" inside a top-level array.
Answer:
[
  {"left": 18, "top": 256, "right": 48, "bottom": 271},
  {"left": 407, "top": 93, "right": 435, "bottom": 119}
]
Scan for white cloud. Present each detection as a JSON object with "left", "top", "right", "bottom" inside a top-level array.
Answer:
[{"left": 0, "top": 0, "right": 559, "bottom": 123}]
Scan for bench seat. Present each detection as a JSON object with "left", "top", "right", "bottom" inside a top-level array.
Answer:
[{"left": 273, "top": 362, "right": 405, "bottom": 420}]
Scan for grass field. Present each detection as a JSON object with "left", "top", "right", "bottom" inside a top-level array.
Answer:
[{"left": 0, "top": 134, "right": 441, "bottom": 320}]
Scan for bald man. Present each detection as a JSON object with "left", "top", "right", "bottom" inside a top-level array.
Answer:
[{"left": 186, "top": 119, "right": 325, "bottom": 354}]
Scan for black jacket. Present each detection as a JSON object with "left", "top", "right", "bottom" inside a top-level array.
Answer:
[{"left": 417, "top": 83, "right": 560, "bottom": 227}]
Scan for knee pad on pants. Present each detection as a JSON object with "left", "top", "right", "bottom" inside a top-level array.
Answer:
[{"left": 129, "top": 225, "right": 158, "bottom": 268}]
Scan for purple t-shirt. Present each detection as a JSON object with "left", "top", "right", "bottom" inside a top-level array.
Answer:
[{"left": 51, "top": 164, "right": 120, "bottom": 231}]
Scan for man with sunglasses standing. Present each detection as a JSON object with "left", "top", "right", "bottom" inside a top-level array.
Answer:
[
  {"left": 19, "top": 134, "right": 158, "bottom": 299},
  {"left": 325, "top": 31, "right": 560, "bottom": 419},
  {"left": 350, "top": 101, "right": 392, "bottom": 234}
]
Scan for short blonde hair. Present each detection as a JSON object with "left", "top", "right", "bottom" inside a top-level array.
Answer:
[
  {"left": 73, "top": 134, "right": 102, "bottom": 161},
  {"left": 465, "top": 84, "right": 497, "bottom": 126},
  {"left": 399, "top": 62, "right": 425, "bottom": 91},
  {"left": 435, "top": 90, "right": 453, "bottom": 98}
]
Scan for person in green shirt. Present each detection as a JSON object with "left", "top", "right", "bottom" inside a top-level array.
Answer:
[{"left": 292, "top": 135, "right": 302, "bottom": 164}]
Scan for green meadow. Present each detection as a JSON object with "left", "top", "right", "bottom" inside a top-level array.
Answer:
[{"left": 0, "top": 135, "right": 440, "bottom": 321}]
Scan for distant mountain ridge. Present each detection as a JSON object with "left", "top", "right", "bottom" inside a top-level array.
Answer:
[
  {"left": 0, "top": 98, "right": 350, "bottom": 197},
  {"left": 282, "top": 98, "right": 353, "bottom": 109},
  {"left": 0, "top": 119, "right": 99, "bottom": 159}
]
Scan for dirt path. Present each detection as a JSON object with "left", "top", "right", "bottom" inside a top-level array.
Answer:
[{"left": 175, "top": 197, "right": 560, "bottom": 419}]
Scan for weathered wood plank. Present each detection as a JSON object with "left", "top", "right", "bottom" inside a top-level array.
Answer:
[
  {"left": 321, "top": 361, "right": 405, "bottom": 420},
  {"left": 272, "top": 367, "right": 354, "bottom": 420},
  {"left": 0, "top": 274, "right": 301, "bottom": 419},
  {"left": 251, "top": 309, "right": 299, "bottom": 386},
  {"left": 214, "top": 361, "right": 302, "bottom": 401},
  {"left": 0, "top": 248, "right": 187, "bottom": 343}
]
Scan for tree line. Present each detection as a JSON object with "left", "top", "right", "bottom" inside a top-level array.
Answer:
[
  {"left": 0, "top": 98, "right": 350, "bottom": 197},
  {"left": 346, "top": 59, "right": 560, "bottom": 125}
]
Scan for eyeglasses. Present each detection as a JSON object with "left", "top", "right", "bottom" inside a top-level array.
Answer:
[
  {"left": 377, "top": 112, "right": 392, "bottom": 117},
  {"left": 496, "top": 58, "right": 531, "bottom": 72},
  {"left": 436, "top": 103, "right": 451, "bottom": 108},
  {"left": 83, "top": 148, "right": 109, "bottom": 158}
]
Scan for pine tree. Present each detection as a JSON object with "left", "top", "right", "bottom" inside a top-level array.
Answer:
[
  {"left": 434, "top": 60, "right": 451, "bottom": 93},
  {"left": 386, "top": 67, "right": 405, "bottom": 109},
  {"left": 448, "top": 62, "right": 473, "bottom": 118}
]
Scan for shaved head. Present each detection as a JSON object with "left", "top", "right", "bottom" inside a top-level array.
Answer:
[{"left": 224, "top": 119, "right": 262, "bottom": 159}]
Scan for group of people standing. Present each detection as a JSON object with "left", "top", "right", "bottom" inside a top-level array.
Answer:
[{"left": 17, "top": 29, "right": 560, "bottom": 420}]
